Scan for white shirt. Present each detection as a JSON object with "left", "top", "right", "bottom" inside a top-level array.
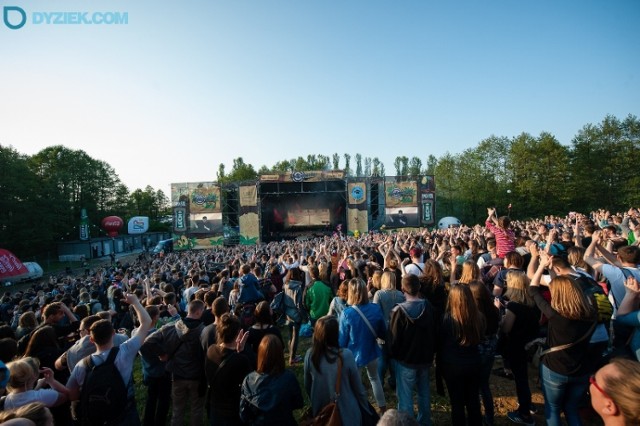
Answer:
[
  {"left": 67, "top": 328, "right": 143, "bottom": 398},
  {"left": 4, "top": 389, "right": 59, "bottom": 409}
]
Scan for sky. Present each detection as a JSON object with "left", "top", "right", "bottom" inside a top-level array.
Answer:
[{"left": 1, "top": 0, "right": 638, "bottom": 196}]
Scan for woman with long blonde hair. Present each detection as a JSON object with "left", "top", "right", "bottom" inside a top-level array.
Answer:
[
  {"left": 373, "top": 271, "right": 405, "bottom": 389},
  {"left": 438, "top": 284, "right": 485, "bottom": 425},
  {"left": 456, "top": 260, "right": 481, "bottom": 285},
  {"left": 501, "top": 271, "right": 540, "bottom": 425},
  {"left": 530, "top": 254, "right": 597, "bottom": 426}
]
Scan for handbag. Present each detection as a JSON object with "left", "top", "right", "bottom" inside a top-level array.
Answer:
[
  {"left": 300, "top": 352, "right": 343, "bottom": 426},
  {"left": 351, "top": 305, "right": 385, "bottom": 347}
]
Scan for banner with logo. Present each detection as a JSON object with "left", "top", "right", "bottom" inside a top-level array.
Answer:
[
  {"left": 0, "top": 249, "right": 29, "bottom": 282},
  {"left": 127, "top": 216, "right": 150, "bottom": 234}
]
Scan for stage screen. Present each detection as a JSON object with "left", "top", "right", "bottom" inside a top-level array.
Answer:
[
  {"left": 285, "top": 209, "right": 331, "bottom": 228},
  {"left": 260, "top": 192, "right": 345, "bottom": 239}
]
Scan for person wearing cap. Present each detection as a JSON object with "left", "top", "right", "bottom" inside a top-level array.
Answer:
[{"left": 402, "top": 247, "right": 425, "bottom": 277}]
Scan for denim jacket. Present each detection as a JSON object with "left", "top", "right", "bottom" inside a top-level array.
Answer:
[{"left": 338, "top": 303, "right": 385, "bottom": 367}]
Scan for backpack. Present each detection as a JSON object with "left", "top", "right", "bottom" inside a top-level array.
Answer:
[
  {"left": 237, "top": 303, "right": 257, "bottom": 330},
  {"left": 270, "top": 291, "right": 285, "bottom": 316},
  {"left": 79, "top": 347, "right": 129, "bottom": 426},
  {"left": 571, "top": 274, "right": 613, "bottom": 324}
]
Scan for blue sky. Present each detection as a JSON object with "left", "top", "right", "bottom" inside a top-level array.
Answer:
[{"left": 1, "top": 0, "right": 638, "bottom": 194}]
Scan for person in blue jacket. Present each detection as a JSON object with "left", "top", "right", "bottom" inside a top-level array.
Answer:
[{"left": 338, "top": 277, "right": 387, "bottom": 413}]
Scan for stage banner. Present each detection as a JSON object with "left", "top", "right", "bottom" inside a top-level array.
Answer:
[
  {"left": 239, "top": 184, "right": 259, "bottom": 244},
  {"left": 384, "top": 179, "right": 419, "bottom": 228},
  {"left": 239, "top": 185, "right": 257, "bottom": 207},
  {"left": 347, "top": 208, "right": 368, "bottom": 236},
  {"left": 348, "top": 183, "right": 367, "bottom": 205},
  {"left": 259, "top": 170, "right": 345, "bottom": 182},
  {"left": 385, "top": 180, "right": 417, "bottom": 208},
  {"left": 419, "top": 175, "right": 436, "bottom": 226}
]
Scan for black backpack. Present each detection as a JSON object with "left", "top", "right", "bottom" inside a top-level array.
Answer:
[
  {"left": 79, "top": 347, "right": 129, "bottom": 426},
  {"left": 570, "top": 274, "right": 613, "bottom": 325}
]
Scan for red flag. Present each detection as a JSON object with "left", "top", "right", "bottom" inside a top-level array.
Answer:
[{"left": 0, "top": 249, "right": 29, "bottom": 281}]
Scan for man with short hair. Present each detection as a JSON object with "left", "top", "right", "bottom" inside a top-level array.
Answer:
[
  {"left": 584, "top": 230, "right": 640, "bottom": 308},
  {"left": 303, "top": 265, "right": 333, "bottom": 325},
  {"left": 140, "top": 299, "right": 206, "bottom": 426},
  {"left": 66, "top": 293, "right": 151, "bottom": 425},
  {"left": 389, "top": 274, "right": 435, "bottom": 426}
]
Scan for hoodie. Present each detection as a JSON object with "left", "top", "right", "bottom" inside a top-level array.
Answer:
[
  {"left": 237, "top": 273, "right": 264, "bottom": 304},
  {"left": 140, "top": 317, "right": 204, "bottom": 380},
  {"left": 240, "top": 370, "right": 303, "bottom": 426},
  {"left": 389, "top": 299, "right": 435, "bottom": 367}
]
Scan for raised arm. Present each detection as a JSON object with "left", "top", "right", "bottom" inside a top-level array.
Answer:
[
  {"left": 125, "top": 293, "right": 152, "bottom": 336},
  {"left": 617, "top": 276, "right": 640, "bottom": 317},
  {"left": 584, "top": 230, "right": 618, "bottom": 272}
]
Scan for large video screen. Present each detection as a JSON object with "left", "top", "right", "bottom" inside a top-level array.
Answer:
[
  {"left": 285, "top": 209, "right": 331, "bottom": 228},
  {"left": 261, "top": 193, "right": 345, "bottom": 234}
]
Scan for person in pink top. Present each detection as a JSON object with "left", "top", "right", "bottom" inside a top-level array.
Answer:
[{"left": 485, "top": 207, "right": 515, "bottom": 259}]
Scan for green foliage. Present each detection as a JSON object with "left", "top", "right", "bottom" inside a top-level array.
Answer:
[{"left": 3, "top": 113, "right": 639, "bottom": 258}]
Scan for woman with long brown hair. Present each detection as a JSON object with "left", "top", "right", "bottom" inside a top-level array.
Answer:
[
  {"left": 530, "top": 253, "right": 597, "bottom": 426},
  {"left": 438, "top": 284, "right": 485, "bottom": 425},
  {"left": 240, "top": 334, "right": 303, "bottom": 425},
  {"left": 469, "top": 281, "right": 500, "bottom": 426},
  {"left": 303, "top": 315, "right": 372, "bottom": 424}
]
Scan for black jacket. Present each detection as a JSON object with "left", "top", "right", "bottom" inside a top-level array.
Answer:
[
  {"left": 140, "top": 317, "right": 204, "bottom": 380},
  {"left": 389, "top": 299, "right": 435, "bottom": 367}
]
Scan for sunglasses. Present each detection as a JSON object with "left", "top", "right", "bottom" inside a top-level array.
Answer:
[{"left": 589, "top": 375, "right": 612, "bottom": 400}]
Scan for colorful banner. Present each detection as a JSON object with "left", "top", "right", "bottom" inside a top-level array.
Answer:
[
  {"left": 348, "top": 183, "right": 366, "bottom": 205},
  {"left": 385, "top": 180, "right": 417, "bottom": 208},
  {"left": 0, "top": 249, "right": 29, "bottom": 281},
  {"left": 171, "top": 182, "right": 221, "bottom": 213}
]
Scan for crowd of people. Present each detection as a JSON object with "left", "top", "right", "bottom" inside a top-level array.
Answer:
[{"left": 1, "top": 207, "right": 640, "bottom": 426}]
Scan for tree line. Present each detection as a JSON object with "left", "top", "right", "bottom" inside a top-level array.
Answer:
[
  {"left": 1, "top": 114, "right": 638, "bottom": 259},
  {"left": 0, "top": 145, "right": 169, "bottom": 259},
  {"left": 216, "top": 114, "right": 640, "bottom": 223}
]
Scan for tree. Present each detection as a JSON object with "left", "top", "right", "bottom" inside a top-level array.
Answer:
[
  {"left": 355, "top": 154, "right": 363, "bottom": 177},
  {"left": 343, "top": 153, "right": 351, "bottom": 176},
  {"left": 408, "top": 157, "right": 422, "bottom": 177},
  {"left": 0, "top": 145, "right": 47, "bottom": 257},
  {"left": 332, "top": 153, "right": 340, "bottom": 170},
  {"left": 372, "top": 157, "right": 381, "bottom": 177},
  {"left": 393, "top": 157, "right": 402, "bottom": 177},
  {"left": 217, "top": 163, "right": 226, "bottom": 182},
  {"left": 364, "top": 157, "right": 372, "bottom": 177},
  {"left": 219, "top": 157, "right": 258, "bottom": 183}
]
